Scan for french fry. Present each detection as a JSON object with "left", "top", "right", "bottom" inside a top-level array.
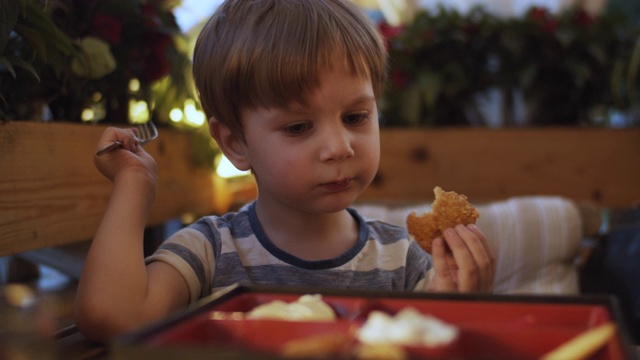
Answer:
[{"left": 541, "top": 322, "right": 616, "bottom": 360}]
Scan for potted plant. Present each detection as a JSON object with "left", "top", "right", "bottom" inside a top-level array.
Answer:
[
  {"left": 378, "top": 5, "right": 640, "bottom": 127},
  {"left": 0, "top": 0, "right": 77, "bottom": 120},
  {"left": 0, "top": 0, "right": 192, "bottom": 124}
]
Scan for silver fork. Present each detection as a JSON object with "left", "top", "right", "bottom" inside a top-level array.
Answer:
[{"left": 96, "top": 121, "right": 158, "bottom": 156}]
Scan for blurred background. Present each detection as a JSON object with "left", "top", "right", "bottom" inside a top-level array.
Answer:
[
  {"left": 2, "top": 0, "right": 639, "bottom": 131},
  {"left": 1, "top": 0, "right": 639, "bottom": 355}
]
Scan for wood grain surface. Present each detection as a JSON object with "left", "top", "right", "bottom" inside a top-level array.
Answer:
[
  {"left": 0, "top": 121, "right": 216, "bottom": 256},
  {"left": 361, "top": 128, "right": 640, "bottom": 208},
  {"left": 2, "top": 123, "right": 639, "bottom": 256}
]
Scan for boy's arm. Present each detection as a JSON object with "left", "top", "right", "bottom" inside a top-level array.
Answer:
[{"left": 74, "top": 128, "right": 190, "bottom": 343}]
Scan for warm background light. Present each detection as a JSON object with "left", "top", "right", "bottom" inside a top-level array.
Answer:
[
  {"left": 215, "top": 154, "right": 250, "bottom": 179},
  {"left": 128, "top": 78, "right": 141, "bottom": 93},
  {"left": 129, "top": 100, "right": 150, "bottom": 124},
  {"left": 169, "top": 108, "right": 184, "bottom": 122},
  {"left": 183, "top": 99, "right": 206, "bottom": 126},
  {"left": 81, "top": 109, "right": 95, "bottom": 122}
]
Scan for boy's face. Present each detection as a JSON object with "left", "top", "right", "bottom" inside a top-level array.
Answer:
[{"left": 239, "top": 57, "right": 380, "bottom": 215}]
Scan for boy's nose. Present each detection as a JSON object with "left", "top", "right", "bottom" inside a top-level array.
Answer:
[{"left": 319, "top": 127, "right": 355, "bottom": 162}]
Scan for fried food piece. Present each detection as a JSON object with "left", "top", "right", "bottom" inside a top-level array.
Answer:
[
  {"left": 283, "top": 333, "right": 408, "bottom": 360},
  {"left": 282, "top": 332, "right": 352, "bottom": 359},
  {"left": 353, "top": 343, "right": 407, "bottom": 360},
  {"left": 406, "top": 186, "right": 479, "bottom": 253}
]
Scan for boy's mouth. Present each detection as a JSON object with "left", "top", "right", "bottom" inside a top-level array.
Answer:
[{"left": 321, "top": 178, "right": 352, "bottom": 192}]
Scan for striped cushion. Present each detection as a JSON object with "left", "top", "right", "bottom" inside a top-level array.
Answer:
[{"left": 353, "top": 196, "right": 583, "bottom": 295}]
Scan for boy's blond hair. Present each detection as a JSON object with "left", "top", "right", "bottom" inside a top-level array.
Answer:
[{"left": 193, "top": 0, "right": 387, "bottom": 140}]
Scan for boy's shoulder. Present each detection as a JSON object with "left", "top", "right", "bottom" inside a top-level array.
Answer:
[
  {"left": 189, "top": 206, "right": 253, "bottom": 234},
  {"left": 350, "top": 208, "right": 409, "bottom": 245},
  {"left": 188, "top": 206, "right": 409, "bottom": 244}
]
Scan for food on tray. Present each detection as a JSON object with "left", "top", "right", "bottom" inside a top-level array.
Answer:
[
  {"left": 357, "top": 308, "right": 459, "bottom": 348},
  {"left": 277, "top": 300, "right": 456, "bottom": 359},
  {"left": 541, "top": 322, "right": 616, "bottom": 360},
  {"left": 353, "top": 343, "right": 407, "bottom": 360},
  {"left": 282, "top": 330, "right": 408, "bottom": 360},
  {"left": 246, "top": 294, "right": 336, "bottom": 321},
  {"left": 406, "top": 186, "right": 479, "bottom": 253},
  {"left": 282, "top": 332, "right": 353, "bottom": 358}
]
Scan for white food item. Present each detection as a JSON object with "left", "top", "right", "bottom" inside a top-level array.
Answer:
[
  {"left": 246, "top": 294, "right": 337, "bottom": 322},
  {"left": 357, "top": 308, "right": 458, "bottom": 347}
]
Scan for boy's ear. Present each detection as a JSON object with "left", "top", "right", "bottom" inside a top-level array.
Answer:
[{"left": 208, "top": 117, "right": 251, "bottom": 171}]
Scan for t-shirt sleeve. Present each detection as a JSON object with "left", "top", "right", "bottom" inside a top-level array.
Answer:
[
  {"left": 145, "top": 226, "right": 216, "bottom": 303},
  {"left": 406, "top": 240, "right": 433, "bottom": 291}
]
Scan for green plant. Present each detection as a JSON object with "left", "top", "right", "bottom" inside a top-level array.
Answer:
[
  {"left": 0, "top": 0, "right": 192, "bottom": 124},
  {"left": 0, "top": 0, "right": 77, "bottom": 119},
  {"left": 379, "top": 5, "right": 640, "bottom": 127},
  {"left": 380, "top": 6, "right": 498, "bottom": 127}
]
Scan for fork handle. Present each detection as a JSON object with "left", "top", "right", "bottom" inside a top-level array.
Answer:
[{"left": 96, "top": 141, "right": 123, "bottom": 156}]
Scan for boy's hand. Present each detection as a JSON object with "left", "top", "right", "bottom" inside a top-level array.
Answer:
[
  {"left": 94, "top": 127, "right": 157, "bottom": 183},
  {"left": 428, "top": 224, "right": 495, "bottom": 292}
]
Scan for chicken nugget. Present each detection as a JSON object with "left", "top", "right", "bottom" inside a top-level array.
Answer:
[{"left": 407, "top": 186, "right": 479, "bottom": 253}]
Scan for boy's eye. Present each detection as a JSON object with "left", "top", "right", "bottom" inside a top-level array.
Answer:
[
  {"left": 284, "top": 122, "right": 311, "bottom": 135},
  {"left": 344, "top": 113, "right": 370, "bottom": 125}
]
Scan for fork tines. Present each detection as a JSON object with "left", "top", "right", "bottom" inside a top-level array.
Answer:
[
  {"left": 96, "top": 121, "right": 158, "bottom": 156},
  {"left": 137, "top": 121, "right": 158, "bottom": 145}
]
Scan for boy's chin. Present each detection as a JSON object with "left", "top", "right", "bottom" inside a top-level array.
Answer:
[{"left": 316, "top": 194, "right": 362, "bottom": 213}]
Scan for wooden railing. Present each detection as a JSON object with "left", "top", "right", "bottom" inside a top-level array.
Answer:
[
  {"left": 2, "top": 123, "right": 639, "bottom": 257},
  {"left": 0, "top": 122, "right": 217, "bottom": 257},
  {"left": 362, "top": 128, "right": 640, "bottom": 208}
]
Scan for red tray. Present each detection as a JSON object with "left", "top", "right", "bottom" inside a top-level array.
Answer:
[{"left": 114, "top": 285, "right": 636, "bottom": 359}]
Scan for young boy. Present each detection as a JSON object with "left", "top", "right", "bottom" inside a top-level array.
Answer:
[{"left": 75, "top": 0, "right": 495, "bottom": 342}]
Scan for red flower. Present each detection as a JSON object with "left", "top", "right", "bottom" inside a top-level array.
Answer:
[
  {"left": 542, "top": 18, "right": 558, "bottom": 33},
  {"left": 141, "top": 3, "right": 163, "bottom": 30},
  {"left": 378, "top": 21, "right": 405, "bottom": 39},
  {"left": 574, "top": 9, "right": 595, "bottom": 27},
  {"left": 141, "top": 33, "right": 171, "bottom": 82},
  {"left": 90, "top": 13, "right": 122, "bottom": 44},
  {"left": 141, "top": 3, "right": 157, "bottom": 16},
  {"left": 462, "top": 23, "right": 477, "bottom": 38},
  {"left": 390, "top": 69, "right": 410, "bottom": 89},
  {"left": 528, "top": 7, "right": 549, "bottom": 21},
  {"left": 378, "top": 21, "right": 405, "bottom": 49},
  {"left": 527, "top": 7, "right": 557, "bottom": 33}
]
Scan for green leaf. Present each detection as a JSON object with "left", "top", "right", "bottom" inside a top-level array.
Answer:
[
  {"left": 587, "top": 44, "right": 608, "bottom": 65},
  {"left": 555, "top": 29, "right": 574, "bottom": 48},
  {"left": 565, "top": 61, "right": 591, "bottom": 87},
  {"left": 442, "top": 63, "right": 468, "bottom": 97},
  {"left": 14, "top": 23, "right": 47, "bottom": 62},
  {"left": 71, "top": 37, "right": 116, "bottom": 79},
  {"left": 21, "top": 1, "right": 74, "bottom": 55},
  {"left": 627, "top": 37, "right": 640, "bottom": 99},
  {"left": 0, "top": 0, "right": 19, "bottom": 52},
  {"left": 519, "top": 64, "right": 538, "bottom": 91},
  {"left": 418, "top": 70, "right": 442, "bottom": 109},
  {"left": 0, "top": 56, "right": 17, "bottom": 78},
  {"left": 401, "top": 82, "right": 422, "bottom": 125},
  {"left": 6, "top": 54, "right": 39, "bottom": 81},
  {"left": 610, "top": 59, "right": 626, "bottom": 105}
]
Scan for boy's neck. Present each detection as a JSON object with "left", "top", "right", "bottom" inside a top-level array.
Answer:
[{"left": 254, "top": 201, "right": 359, "bottom": 261}]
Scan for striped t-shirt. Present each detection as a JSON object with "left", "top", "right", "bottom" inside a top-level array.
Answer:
[{"left": 147, "top": 202, "right": 434, "bottom": 303}]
